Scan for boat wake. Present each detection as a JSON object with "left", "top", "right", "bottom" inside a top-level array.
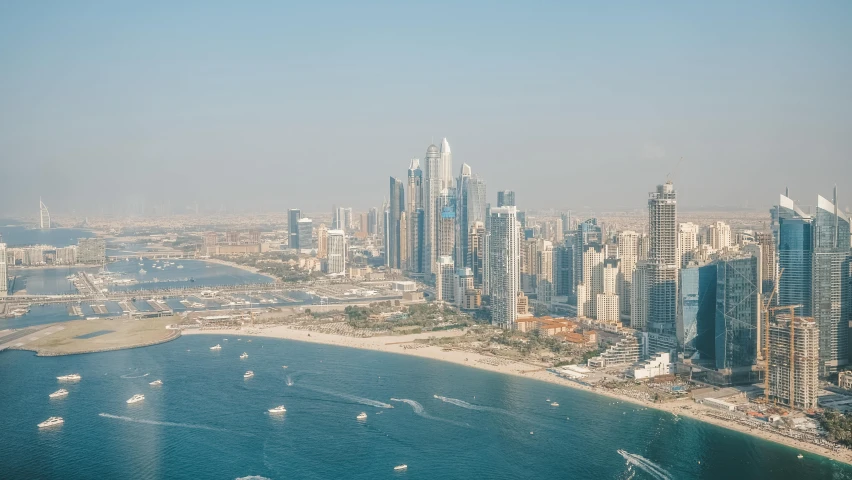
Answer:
[
  {"left": 617, "top": 450, "right": 672, "bottom": 480},
  {"left": 433, "top": 395, "right": 491, "bottom": 411},
  {"left": 286, "top": 375, "right": 294, "bottom": 387},
  {"left": 99, "top": 413, "right": 228, "bottom": 432},
  {"left": 120, "top": 373, "right": 149, "bottom": 379},
  {"left": 299, "top": 385, "right": 393, "bottom": 408},
  {"left": 236, "top": 477, "right": 271, "bottom": 480},
  {"left": 390, "top": 398, "right": 468, "bottom": 427}
]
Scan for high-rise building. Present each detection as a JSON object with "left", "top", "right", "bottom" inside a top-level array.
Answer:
[
  {"left": 776, "top": 194, "right": 813, "bottom": 315},
  {"left": 497, "top": 190, "right": 515, "bottom": 207},
  {"left": 714, "top": 253, "right": 761, "bottom": 372},
  {"left": 317, "top": 224, "right": 328, "bottom": 259},
  {"left": 202, "top": 232, "right": 218, "bottom": 247},
  {"left": 631, "top": 262, "right": 651, "bottom": 330},
  {"left": 536, "top": 240, "right": 554, "bottom": 305},
  {"left": 247, "top": 229, "right": 261, "bottom": 245},
  {"left": 454, "top": 267, "right": 475, "bottom": 308},
  {"left": 596, "top": 258, "right": 620, "bottom": 323},
  {"left": 435, "top": 256, "right": 455, "bottom": 302},
  {"left": 488, "top": 206, "right": 520, "bottom": 329},
  {"left": 768, "top": 315, "right": 819, "bottom": 410},
  {"left": 440, "top": 138, "right": 453, "bottom": 190},
  {"left": 388, "top": 176, "right": 405, "bottom": 268},
  {"left": 0, "top": 242, "right": 7, "bottom": 296},
  {"left": 407, "top": 159, "right": 423, "bottom": 272},
  {"left": 39, "top": 198, "right": 50, "bottom": 229},
  {"left": 678, "top": 222, "right": 700, "bottom": 267},
  {"left": 423, "top": 143, "right": 441, "bottom": 275},
  {"left": 646, "top": 181, "right": 679, "bottom": 350},
  {"left": 77, "top": 238, "right": 106, "bottom": 265},
  {"left": 616, "top": 231, "right": 639, "bottom": 321},
  {"left": 468, "top": 221, "right": 486, "bottom": 288},
  {"left": 577, "top": 244, "right": 605, "bottom": 319},
  {"left": 678, "top": 260, "right": 717, "bottom": 358},
  {"left": 288, "top": 209, "right": 301, "bottom": 248},
  {"left": 811, "top": 192, "right": 851, "bottom": 374},
  {"left": 437, "top": 189, "right": 456, "bottom": 259},
  {"left": 456, "top": 165, "right": 486, "bottom": 270},
  {"left": 226, "top": 230, "right": 240, "bottom": 245},
  {"left": 296, "top": 218, "right": 313, "bottom": 253},
  {"left": 755, "top": 231, "right": 776, "bottom": 294},
  {"left": 554, "top": 236, "right": 575, "bottom": 297},
  {"left": 367, "top": 208, "right": 378, "bottom": 236},
  {"left": 324, "top": 230, "right": 346, "bottom": 275},
  {"left": 709, "top": 221, "right": 732, "bottom": 251}
]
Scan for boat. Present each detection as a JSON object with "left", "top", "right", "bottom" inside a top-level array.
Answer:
[
  {"left": 550, "top": 402, "right": 559, "bottom": 407},
  {"left": 126, "top": 394, "right": 145, "bottom": 404},
  {"left": 798, "top": 454, "right": 804, "bottom": 459},
  {"left": 357, "top": 412, "right": 368, "bottom": 420},
  {"left": 240, "top": 352, "right": 248, "bottom": 359},
  {"left": 268, "top": 405, "right": 286, "bottom": 413},
  {"left": 282, "top": 365, "right": 288, "bottom": 369},
  {"left": 57, "top": 374, "right": 81, "bottom": 381},
  {"left": 49, "top": 389, "right": 69, "bottom": 398},
  {"left": 210, "top": 344, "right": 222, "bottom": 350},
  {"left": 139, "top": 268, "right": 147, "bottom": 274},
  {"left": 149, "top": 379, "right": 162, "bottom": 386},
  {"left": 393, "top": 465, "right": 407, "bottom": 471},
  {"left": 244, "top": 371, "right": 254, "bottom": 378},
  {"left": 177, "top": 264, "right": 184, "bottom": 269},
  {"left": 38, "top": 417, "right": 64, "bottom": 428}
]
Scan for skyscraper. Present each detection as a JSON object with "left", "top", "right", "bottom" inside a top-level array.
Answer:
[
  {"left": 536, "top": 240, "right": 554, "bottom": 305},
  {"left": 39, "top": 198, "right": 50, "bottom": 229},
  {"left": 456, "top": 165, "right": 486, "bottom": 270},
  {"left": 423, "top": 143, "right": 441, "bottom": 275},
  {"left": 324, "top": 230, "right": 346, "bottom": 275},
  {"left": 0, "top": 242, "right": 7, "bottom": 297},
  {"left": 678, "top": 222, "right": 700, "bottom": 267},
  {"left": 596, "top": 258, "right": 620, "bottom": 323},
  {"left": 488, "top": 206, "right": 519, "bottom": 329},
  {"left": 440, "top": 138, "right": 453, "bottom": 190},
  {"left": 811, "top": 191, "right": 850, "bottom": 374},
  {"left": 769, "top": 315, "right": 819, "bottom": 410},
  {"left": 296, "top": 217, "right": 313, "bottom": 253},
  {"left": 497, "top": 190, "right": 515, "bottom": 207},
  {"left": 437, "top": 189, "right": 456, "bottom": 259},
  {"left": 77, "top": 238, "right": 106, "bottom": 265},
  {"left": 407, "top": 159, "right": 423, "bottom": 272},
  {"left": 709, "top": 221, "right": 732, "bottom": 251},
  {"left": 435, "top": 256, "right": 455, "bottom": 302},
  {"left": 577, "top": 243, "right": 604, "bottom": 319},
  {"left": 715, "top": 253, "right": 761, "bottom": 372},
  {"left": 288, "top": 209, "right": 301, "bottom": 248},
  {"left": 616, "top": 230, "right": 639, "bottom": 322},
  {"left": 388, "top": 176, "right": 405, "bottom": 269},
  {"left": 367, "top": 207, "right": 378, "bottom": 236},
  {"left": 776, "top": 194, "right": 812, "bottom": 315},
  {"left": 678, "top": 260, "right": 717, "bottom": 358},
  {"left": 755, "top": 231, "right": 776, "bottom": 294},
  {"left": 646, "top": 181, "right": 679, "bottom": 352},
  {"left": 468, "top": 221, "right": 486, "bottom": 288},
  {"left": 317, "top": 224, "right": 328, "bottom": 259}
]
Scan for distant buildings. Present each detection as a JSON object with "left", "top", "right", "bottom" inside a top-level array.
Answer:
[
  {"left": 435, "top": 256, "right": 455, "bottom": 302},
  {"left": 388, "top": 176, "right": 405, "bottom": 268},
  {"left": 714, "top": 253, "right": 760, "bottom": 372},
  {"left": 769, "top": 315, "right": 819, "bottom": 410},
  {"left": 0, "top": 242, "right": 7, "bottom": 296},
  {"left": 678, "top": 222, "right": 699, "bottom": 267},
  {"left": 497, "top": 190, "right": 515, "bottom": 207},
  {"left": 646, "top": 181, "right": 679, "bottom": 354},
  {"left": 708, "top": 221, "right": 732, "bottom": 251},
  {"left": 296, "top": 218, "right": 313, "bottom": 253},
  {"left": 288, "top": 209, "right": 301, "bottom": 248},
  {"left": 488, "top": 206, "right": 519, "bottom": 329},
  {"left": 76, "top": 238, "right": 106, "bottom": 265},
  {"left": 317, "top": 224, "right": 328, "bottom": 258},
  {"left": 323, "top": 230, "right": 346, "bottom": 275},
  {"left": 39, "top": 198, "right": 50, "bottom": 229}
]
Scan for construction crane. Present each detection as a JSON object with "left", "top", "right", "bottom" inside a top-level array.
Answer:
[{"left": 761, "top": 267, "right": 805, "bottom": 407}]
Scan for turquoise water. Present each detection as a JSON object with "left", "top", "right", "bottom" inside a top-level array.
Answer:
[{"left": 0, "top": 335, "right": 849, "bottom": 479}]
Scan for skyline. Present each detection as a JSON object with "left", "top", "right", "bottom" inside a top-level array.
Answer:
[{"left": 1, "top": 2, "right": 851, "bottom": 214}]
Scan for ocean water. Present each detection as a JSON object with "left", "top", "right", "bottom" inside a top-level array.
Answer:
[
  {"left": 0, "top": 226, "right": 93, "bottom": 247},
  {"left": 0, "top": 336, "right": 849, "bottom": 480}
]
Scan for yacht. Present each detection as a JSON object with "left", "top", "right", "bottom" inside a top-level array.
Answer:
[
  {"left": 49, "top": 389, "right": 69, "bottom": 398},
  {"left": 57, "top": 374, "right": 81, "bottom": 381},
  {"left": 210, "top": 344, "right": 222, "bottom": 350},
  {"left": 244, "top": 371, "right": 254, "bottom": 379},
  {"left": 127, "top": 394, "right": 145, "bottom": 404},
  {"left": 177, "top": 264, "right": 184, "bottom": 269},
  {"left": 550, "top": 402, "right": 559, "bottom": 407},
  {"left": 393, "top": 465, "right": 407, "bottom": 471},
  {"left": 281, "top": 365, "right": 288, "bottom": 369},
  {"left": 798, "top": 454, "right": 804, "bottom": 459},
  {"left": 139, "top": 268, "right": 147, "bottom": 274},
  {"left": 268, "top": 405, "right": 286, "bottom": 414},
  {"left": 149, "top": 379, "right": 162, "bottom": 386},
  {"left": 357, "top": 412, "right": 368, "bottom": 420},
  {"left": 38, "top": 417, "right": 64, "bottom": 428},
  {"left": 240, "top": 352, "right": 248, "bottom": 359}
]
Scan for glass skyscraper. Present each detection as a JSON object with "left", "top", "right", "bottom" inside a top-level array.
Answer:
[
  {"left": 776, "top": 194, "right": 812, "bottom": 316},
  {"left": 678, "top": 261, "right": 717, "bottom": 359},
  {"left": 714, "top": 254, "right": 760, "bottom": 371}
]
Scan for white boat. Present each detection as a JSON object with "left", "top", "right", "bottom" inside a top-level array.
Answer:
[
  {"left": 57, "top": 374, "right": 81, "bottom": 381},
  {"left": 38, "top": 417, "right": 64, "bottom": 428},
  {"left": 393, "top": 465, "right": 407, "bottom": 471},
  {"left": 550, "top": 402, "right": 559, "bottom": 407},
  {"left": 357, "top": 412, "right": 368, "bottom": 420},
  {"left": 149, "top": 379, "right": 162, "bottom": 386},
  {"left": 139, "top": 268, "right": 147, "bottom": 274},
  {"left": 282, "top": 365, "right": 288, "bottom": 369},
  {"left": 244, "top": 371, "right": 254, "bottom": 378},
  {"left": 210, "top": 344, "right": 222, "bottom": 350},
  {"left": 177, "top": 264, "right": 184, "bottom": 269},
  {"left": 268, "top": 405, "right": 286, "bottom": 413},
  {"left": 127, "top": 394, "right": 145, "bottom": 404},
  {"left": 49, "top": 389, "right": 69, "bottom": 398},
  {"left": 798, "top": 454, "right": 804, "bottom": 459},
  {"left": 240, "top": 352, "right": 248, "bottom": 359}
]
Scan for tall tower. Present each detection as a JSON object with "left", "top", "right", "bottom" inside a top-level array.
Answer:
[
  {"left": 646, "top": 180, "right": 679, "bottom": 353},
  {"left": 288, "top": 209, "right": 301, "bottom": 249},
  {"left": 407, "top": 159, "right": 423, "bottom": 272},
  {"left": 388, "top": 176, "right": 405, "bottom": 269},
  {"left": 488, "top": 206, "right": 519, "bottom": 329},
  {"left": 39, "top": 198, "right": 50, "bottom": 229},
  {"left": 616, "top": 230, "right": 639, "bottom": 322},
  {"left": 0, "top": 242, "right": 7, "bottom": 297},
  {"left": 423, "top": 143, "right": 441, "bottom": 275},
  {"left": 456, "top": 163, "right": 472, "bottom": 269},
  {"left": 497, "top": 190, "right": 516, "bottom": 208},
  {"left": 440, "top": 138, "right": 453, "bottom": 190}
]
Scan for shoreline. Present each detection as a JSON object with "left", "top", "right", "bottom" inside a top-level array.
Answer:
[
  {"left": 182, "top": 325, "right": 852, "bottom": 466},
  {"left": 198, "top": 258, "right": 280, "bottom": 282},
  {"left": 22, "top": 328, "right": 182, "bottom": 357}
]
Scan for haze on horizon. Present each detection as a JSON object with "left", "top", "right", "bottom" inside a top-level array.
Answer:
[{"left": 1, "top": 1, "right": 850, "bottom": 216}]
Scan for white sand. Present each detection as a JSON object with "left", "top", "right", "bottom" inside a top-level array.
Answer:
[{"left": 183, "top": 325, "right": 852, "bottom": 465}]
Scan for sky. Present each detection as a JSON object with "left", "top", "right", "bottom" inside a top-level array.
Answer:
[{"left": 1, "top": 1, "right": 850, "bottom": 216}]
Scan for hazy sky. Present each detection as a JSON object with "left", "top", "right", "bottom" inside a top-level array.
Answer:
[{"left": 1, "top": 1, "right": 850, "bottom": 215}]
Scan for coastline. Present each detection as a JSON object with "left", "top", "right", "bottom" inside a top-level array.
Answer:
[
  {"left": 198, "top": 258, "right": 280, "bottom": 282},
  {"left": 182, "top": 325, "right": 852, "bottom": 466}
]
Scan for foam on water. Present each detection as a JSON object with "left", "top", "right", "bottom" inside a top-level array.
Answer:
[
  {"left": 617, "top": 450, "right": 672, "bottom": 480},
  {"left": 390, "top": 398, "right": 468, "bottom": 428},
  {"left": 236, "top": 477, "right": 271, "bottom": 480},
  {"left": 389, "top": 398, "right": 424, "bottom": 414},
  {"left": 99, "top": 413, "right": 229, "bottom": 433},
  {"left": 120, "top": 373, "right": 150, "bottom": 379},
  {"left": 433, "top": 395, "right": 489, "bottom": 411},
  {"left": 299, "top": 385, "right": 393, "bottom": 409},
  {"left": 286, "top": 375, "right": 293, "bottom": 387}
]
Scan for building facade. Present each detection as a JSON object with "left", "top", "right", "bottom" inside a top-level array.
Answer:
[{"left": 488, "top": 206, "right": 520, "bottom": 329}]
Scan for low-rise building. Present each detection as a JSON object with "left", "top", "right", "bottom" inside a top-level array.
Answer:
[{"left": 629, "top": 352, "right": 672, "bottom": 380}]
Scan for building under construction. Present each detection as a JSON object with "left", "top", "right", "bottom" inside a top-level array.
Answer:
[{"left": 768, "top": 314, "right": 818, "bottom": 409}]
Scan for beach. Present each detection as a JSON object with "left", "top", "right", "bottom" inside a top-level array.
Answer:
[
  {"left": 183, "top": 324, "right": 852, "bottom": 466},
  {"left": 199, "top": 258, "right": 280, "bottom": 282}
]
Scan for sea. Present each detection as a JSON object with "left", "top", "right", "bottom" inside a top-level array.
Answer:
[
  {"left": 0, "top": 335, "right": 850, "bottom": 479},
  {"left": 0, "top": 225, "right": 93, "bottom": 247}
]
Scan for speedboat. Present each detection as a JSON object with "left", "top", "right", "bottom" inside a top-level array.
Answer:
[
  {"left": 57, "top": 374, "right": 81, "bottom": 381},
  {"left": 268, "top": 405, "right": 286, "bottom": 414},
  {"left": 240, "top": 352, "right": 248, "bottom": 359},
  {"left": 550, "top": 402, "right": 559, "bottom": 407},
  {"left": 149, "top": 379, "right": 162, "bottom": 386},
  {"left": 38, "top": 417, "right": 64, "bottom": 428},
  {"left": 177, "top": 264, "right": 184, "bottom": 269},
  {"left": 49, "top": 389, "right": 69, "bottom": 398},
  {"left": 798, "top": 454, "right": 804, "bottom": 459},
  {"left": 282, "top": 365, "right": 288, "bottom": 369},
  {"left": 126, "top": 394, "right": 145, "bottom": 404},
  {"left": 357, "top": 412, "right": 368, "bottom": 420},
  {"left": 244, "top": 371, "right": 254, "bottom": 379},
  {"left": 393, "top": 465, "right": 407, "bottom": 471},
  {"left": 210, "top": 344, "right": 221, "bottom": 350}
]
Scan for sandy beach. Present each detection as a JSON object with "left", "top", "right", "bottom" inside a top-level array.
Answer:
[
  {"left": 183, "top": 324, "right": 852, "bottom": 466},
  {"left": 199, "top": 258, "right": 280, "bottom": 282}
]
